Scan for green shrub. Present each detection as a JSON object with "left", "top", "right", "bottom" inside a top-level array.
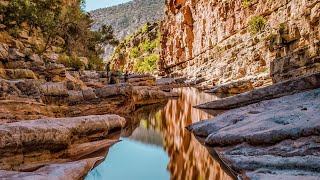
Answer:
[
  {"left": 141, "top": 24, "right": 149, "bottom": 33},
  {"left": 149, "top": 38, "right": 160, "bottom": 51},
  {"left": 69, "top": 57, "right": 83, "bottom": 71},
  {"left": 87, "top": 55, "right": 105, "bottom": 71},
  {"left": 248, "top": 15, "right": 267, "bottom": 35},
  {"left": 8, "top": 26, "right": 20, "bottom": 38},
  {"left": 133, "top": 54, "right": 159, "bottom": 73},
  {"left": 130, "top": 47, "right": 139, "bottom": 58},
  {"left": 242, "top": 0, "right": 253, "bottom": 8},
  {"left": 140, "top": 38, "right": 159, "bottom": 53},
  {"left": 58, "top": 54, "right": 83, "bottom": 71}
]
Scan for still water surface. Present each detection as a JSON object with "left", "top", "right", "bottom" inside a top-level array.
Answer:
[{"left": 86, "top": 87, "right": 233, "bottom": 180}]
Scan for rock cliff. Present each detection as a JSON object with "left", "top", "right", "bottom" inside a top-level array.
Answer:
[
  {"left": 160, "top": 0, "right": 320, "bottom": 90},
  {"left": 90, "top": 0, "right": 164, "bottom": 59},
  {"left": 111, "top": 22, "right": 160, "bottom": 74}
]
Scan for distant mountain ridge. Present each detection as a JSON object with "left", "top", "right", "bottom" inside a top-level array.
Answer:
[{"left": 89, "top": 0, "right": 164, "bottom": 60}]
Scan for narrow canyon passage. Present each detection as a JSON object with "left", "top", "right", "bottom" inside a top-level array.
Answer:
[{"left": 85, "top": 87, "right": 233, "bottom": 180}]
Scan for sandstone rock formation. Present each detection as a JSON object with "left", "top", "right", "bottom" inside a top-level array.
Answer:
[
  {"left": 0, "top": 158, "right": 104, "bottom": 180},
  {"left": 161, "top": 0, "right": 320, "bottom": 90},
  {"left": 133, "top": 86, "right": 168, "bottom": 106},
  {"left": 197, "top": 72, "right": 320, "bottom": 109},
  {"left": 187, "top": 88, "right": 320, "bottom": 179},
  {"left": 0, "top": 115, "right": 125, "bottom": 179},
  {"left": 111, "top": 22, "right": 160, "bottom": 74}
]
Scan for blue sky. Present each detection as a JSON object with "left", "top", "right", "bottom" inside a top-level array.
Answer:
[{"left": 85, "top": 0, "right": 132, "bottom": 11}]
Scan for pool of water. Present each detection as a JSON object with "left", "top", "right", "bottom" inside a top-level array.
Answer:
[{"left": 86, "top": 87, "right": 233, "bottom": 180}]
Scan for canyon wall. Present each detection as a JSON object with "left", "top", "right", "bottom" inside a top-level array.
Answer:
[{"left": 160, "top": 0, "right": 320, "bottom": 88}]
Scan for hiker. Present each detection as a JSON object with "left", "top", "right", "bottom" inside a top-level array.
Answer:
[
  {"left": 124, "top": 70, "right": 129, "bottom": 82},
  {"left": 105, "top": 62, "right": 111, "bottom": 84},
  {"left": 106, "top": 62, "right": 111, "bottom": 77}
]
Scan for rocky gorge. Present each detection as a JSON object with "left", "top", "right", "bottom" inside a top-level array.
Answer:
[
  {"left": 158, "top": 0, "right": 320, "bottom": 179},
  {"left": 0, "top": 0, "right": 319, "bottom": 179},
  {"left": 0, "top": 18, "right": 176, "bottom": 178}
]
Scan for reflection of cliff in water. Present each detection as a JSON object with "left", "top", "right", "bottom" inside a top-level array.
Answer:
[{"left": 126, "top": 87, "right": 233, "bottom": 180}]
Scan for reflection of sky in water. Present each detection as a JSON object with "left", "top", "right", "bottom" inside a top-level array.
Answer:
[{"left": 85, "top": 138, "right": 170, "bottom": 180}]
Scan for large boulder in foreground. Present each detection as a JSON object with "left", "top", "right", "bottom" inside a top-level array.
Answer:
[
  {"left": 196, "top": 73, "right": 320, "bottom": 110},
  {"left": 187, "top": 88, "right": 320, "bottom": 179},
  {"left": 0, "top": 115, "right": 125, "bottom": 171}
]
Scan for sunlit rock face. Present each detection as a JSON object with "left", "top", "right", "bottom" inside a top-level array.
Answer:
[{"left": 160, "top": 0, "right": 320, "bottom": 87}]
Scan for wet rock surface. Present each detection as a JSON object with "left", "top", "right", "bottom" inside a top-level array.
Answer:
[{"left": 188, "top": 88, "right": 320, "bottom": 179}]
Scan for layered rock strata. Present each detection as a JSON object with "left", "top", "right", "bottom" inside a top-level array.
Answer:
[
  {"left": 161, "top": 0, "right": 320, "bottom": 89},
  {"left": 0, "top": 115, "right": 125, "bottom": 178},
  {"left": 187, "top": 88, "right": 320, "bottom": 179},
  {"left": 0, "top": 158, "right": 103, "bottom": 180},
  {"left": 197, "top": 72, "right": 320, "bottom": 109}
]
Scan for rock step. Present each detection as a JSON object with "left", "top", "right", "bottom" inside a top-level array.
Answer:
[
  {"left": 188, "top": 87, "right": 320, "bottom": 179},
  {"left": 188, "top": 88, "right": 320, "bottom": 145},
  {"left": 0, "top": 157, "right": 103, "bottom": 180},
  {"left": 195, "top": 72, "right": 320, "bottom": 110},
  {"left": 0, "top": 115, "right": 125, "bottom": 170}
]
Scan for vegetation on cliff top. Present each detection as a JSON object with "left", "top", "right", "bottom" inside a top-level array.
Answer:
[
  {"left": 0, "top": 0, "right": 118, "bottom": 71},
  {"left": 111, "top": 22, "right": 160, "bottom": 74}
]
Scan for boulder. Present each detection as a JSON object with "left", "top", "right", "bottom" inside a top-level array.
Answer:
[
  {"left": 0, "top": 68, "right": 7, "bottom": 79},
  {"left": 128, "top": 76, "right": 156, "bottom": 86},
  {"left": 14, "top": 80, "right": 41, "bottom": 96},
  {"left": 5, "top": 69, "right": 37, "bottom": 79},
  {"left": 206, "top": 79, "right": 254, "bottom": 94},
  {"left": 28, "top": 54, "right": 42, "bottom": 63},
  {"left": 8, "top": 49, "right": 25, "bottom": 60},
  {"left": 132, "top": 86, "right": 168, "bottom": 106},
  {"left": 68, "top": 90, "right": 84, "bottom": 103},
  {"left": 39, "top": 82, "right": 68, "bottom": 96},
  {"left": 95, "top": 83, "right": 133, "bottom": 98},
  {"left": 43, "top": 53, "right": 59, "bottom": 63},
  {"left": 46, "top": 63, "right": 66, "bottom": 82},
  {"left": 0, "top": 43, "right": 9, "bottom": 60},
  {"left": 82, "top": 88, "right": 97, "bottom": 100},
  {"left": 188, "top": 88, "right": 320, "bottom": 179},
  {"left": 0, "top": 157, "right": 103, "bottom": 180},
  {"left": 0, "top": 115, "right": 125, "bottom": 170}
]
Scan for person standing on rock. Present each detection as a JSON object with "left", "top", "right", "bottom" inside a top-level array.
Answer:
[
  {"left": 106, "top": 62, "right": 111, "bottom": 84},
  {"left": 124, "top": 70, "right": 129, "bottom": 82}
]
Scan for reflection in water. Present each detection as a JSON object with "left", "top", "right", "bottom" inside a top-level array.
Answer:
[{"left": 86, "top": 87, "right": 233, "bottom": 180}]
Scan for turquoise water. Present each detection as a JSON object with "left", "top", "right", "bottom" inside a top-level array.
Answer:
[
  {"left": 85, "top": 87, "right": 232, "bottom": 180},
  {"left": 85, "top": 138, "right": 170, "bottom": 180}
]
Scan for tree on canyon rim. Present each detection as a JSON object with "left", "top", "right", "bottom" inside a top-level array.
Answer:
[{"left": 0, "top": 0, "right": 118, "bottom": 71}]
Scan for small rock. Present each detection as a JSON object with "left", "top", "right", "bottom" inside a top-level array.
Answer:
[
  {"left": 0, "top": 43, "right": 9, "bottom": 60},
  {"left": 8, "top": 48, "right": 25, "bottom": 60}
]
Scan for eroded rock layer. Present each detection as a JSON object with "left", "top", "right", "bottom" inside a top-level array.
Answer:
[
  {"left": 187, "top": 88, "right": 320, "bottom": 179},
  {"left": 161, "top": 0, "right": 320, "bottom": 88},
  {"left": 196, "top": 72, "right": 320, "bottom": 109},
  {"left": 0, "top": 115, "right": 125, "bottom": 179}
]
